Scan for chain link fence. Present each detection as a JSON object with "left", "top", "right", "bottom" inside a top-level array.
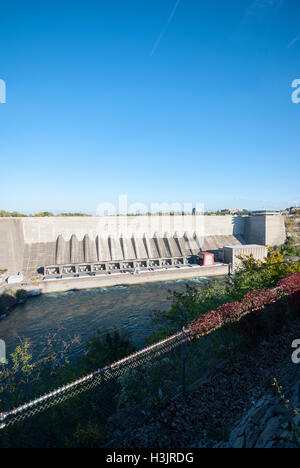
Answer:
[
  {"left": 0, "top": 331, "right": 187, "bottom": 427},
  {"left": 0, "top": 313, "right": 247, "bottom": 448}
]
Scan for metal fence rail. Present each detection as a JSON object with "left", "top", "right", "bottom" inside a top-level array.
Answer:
[{"left": 0, "top": 330, "right": 188, "bottom": 429}]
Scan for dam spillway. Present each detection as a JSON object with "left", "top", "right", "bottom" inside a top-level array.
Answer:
[
  {"left": 0, "top": 215, "right": 286, "bottom": 277},
  {"left": 54, "top": 233, "right": 195, "bottom": 264}
]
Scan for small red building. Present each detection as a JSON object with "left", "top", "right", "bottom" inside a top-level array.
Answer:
[{"left": 197, "top": 252, "right": 215, "bottom": 267}]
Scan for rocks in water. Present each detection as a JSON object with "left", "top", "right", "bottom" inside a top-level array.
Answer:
[{"left": 27, "top": 290, "right": 41, "bottom": 297}]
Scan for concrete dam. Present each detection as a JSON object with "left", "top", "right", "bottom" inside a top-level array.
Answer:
[{"left": 0, "top": 215, "right": 286, "bottom": 277}]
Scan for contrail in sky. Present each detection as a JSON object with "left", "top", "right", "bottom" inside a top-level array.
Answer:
[
  {"left": 150, "top": 0, "right": 181, "bottom": 57},
  {"left": 288, "top": 34, "right": 300, "bottom": 48},
  {"left": 241, "top": 0, "right": 284, "bottom": 24}
]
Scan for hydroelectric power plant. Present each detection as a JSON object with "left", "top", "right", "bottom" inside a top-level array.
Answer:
[{"left": 0, "top": 214, "right": 286, "bottom": 293}]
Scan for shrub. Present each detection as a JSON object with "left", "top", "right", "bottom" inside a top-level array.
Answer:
[
  {"left": 0, "top": 300, "right": 5, "bottom": 315},
  {"left": 189, "top": 287, "right": 283, "bottom": 338},
  {"left": 189, "top": 272, "right": 300, "bottom": 339},
  {"left": 15, "top": 289, "right": 27, "bottom": 302},
  {"left": 116, "top": 357, "right": 177, "bottom": 410},
  {"left": 72, "top": 422, "right": 103, "bottom": 448},
  {"left": 149, "top": 249, "right": 300, "bottom": 342},
  {"left": 277, "top": 273, "right": 300, "bottom": 295},
  {"left": 85, "top": 330, "right": 137, "bottom": 371}
]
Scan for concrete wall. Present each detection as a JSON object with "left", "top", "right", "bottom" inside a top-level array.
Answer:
[
  {"left": 265, "top": 216, "right": 286, "bottom": 247},
  {"left": 244, "top": 216, "right": 266, "bottom": 245},
  {"left": 19, "top": 215, "right": 244, "bottom": 243},
  {"left": 0, "top": 215, "right": 286, "bottom": 275},
  {"left": 244, "top": 216, "right": 286, "bottom": 246},
  {"left": 0, "top": 219, "right": 25, "bottom": 275},
  {"left": 223, "top": 245, "right": 268, "bottom": 271}
]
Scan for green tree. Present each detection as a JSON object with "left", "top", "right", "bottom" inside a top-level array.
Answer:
[
  {"left": 85, "top": 330, "right": 137, "bottom": 371},
  {"left": 35, "top": 211, "right": 53, "bottom": 217},
  {"left": 148, "top": 248, "right": 300, "bottom": 341},
  {"left": 15, "top": 289, "right": 28, "bottom": 302}
]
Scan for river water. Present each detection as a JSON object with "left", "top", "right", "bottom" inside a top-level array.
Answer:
[{"left": 0, "top": 278, "right": 214, "bottom": 358}]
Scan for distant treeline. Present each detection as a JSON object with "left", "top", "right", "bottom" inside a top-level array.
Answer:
[
  {"left": 0, "top": 209, "right": 253, "bottom": 217},
  {"left": 0, "top": 210, "right": 89, "bottom": 217}
]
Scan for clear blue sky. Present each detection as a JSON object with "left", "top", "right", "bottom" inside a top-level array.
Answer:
[{"left": 0, "top": 0, "right": 300, "bottom": 213}]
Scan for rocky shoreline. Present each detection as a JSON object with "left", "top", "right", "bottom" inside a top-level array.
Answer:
[
  {"left": 0, "top": 291, "right": 19, "bottom": 319},
  {"left": 0, "top": 286, "right": 36, "bottom": 320}
]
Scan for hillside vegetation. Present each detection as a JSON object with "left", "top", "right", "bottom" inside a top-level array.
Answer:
[
  {"left": 282, "top": 216, "right": 300, "bottom": 257},
  {"left": 1, "top": 249, "right": 300, "bottom": 447}
]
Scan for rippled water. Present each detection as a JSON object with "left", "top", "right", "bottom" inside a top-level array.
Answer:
[{"left": 0, "top": 278, "right": 213, "bottom": 357}]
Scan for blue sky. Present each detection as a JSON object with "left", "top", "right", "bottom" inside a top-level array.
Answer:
[{"left": 0, "top": 0, "right": 300, "bottom": 213}]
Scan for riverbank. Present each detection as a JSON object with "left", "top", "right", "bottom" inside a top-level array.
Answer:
[
  {"left": 0, "top": 292, "right": 18, "bottom": 317},
  {"left": 0, "top": 287, "right": 28, "bottom": 319}
]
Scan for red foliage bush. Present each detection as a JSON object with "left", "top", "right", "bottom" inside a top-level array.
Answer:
[
  {"left": 189, "top": 309, "right": 224, "bottom": 337},
  {"left": 242, "top": 288, "right": 281, "bottom": 311},
  {"left": 216, "top": 301, "right": 244, "bottom": 323},
  {"left": 189, "top": 273, "right": 300, "bottom": 338},
  {"left": 277, "top": 273, "right": 300, "bottom": 295}
]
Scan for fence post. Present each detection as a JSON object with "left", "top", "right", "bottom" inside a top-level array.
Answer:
[
  {"left": 0, "top": 413, "right": 7, "bottom": 447},
  {"left": 181, "top": 329, "right": 187, "bottom": 399}
]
